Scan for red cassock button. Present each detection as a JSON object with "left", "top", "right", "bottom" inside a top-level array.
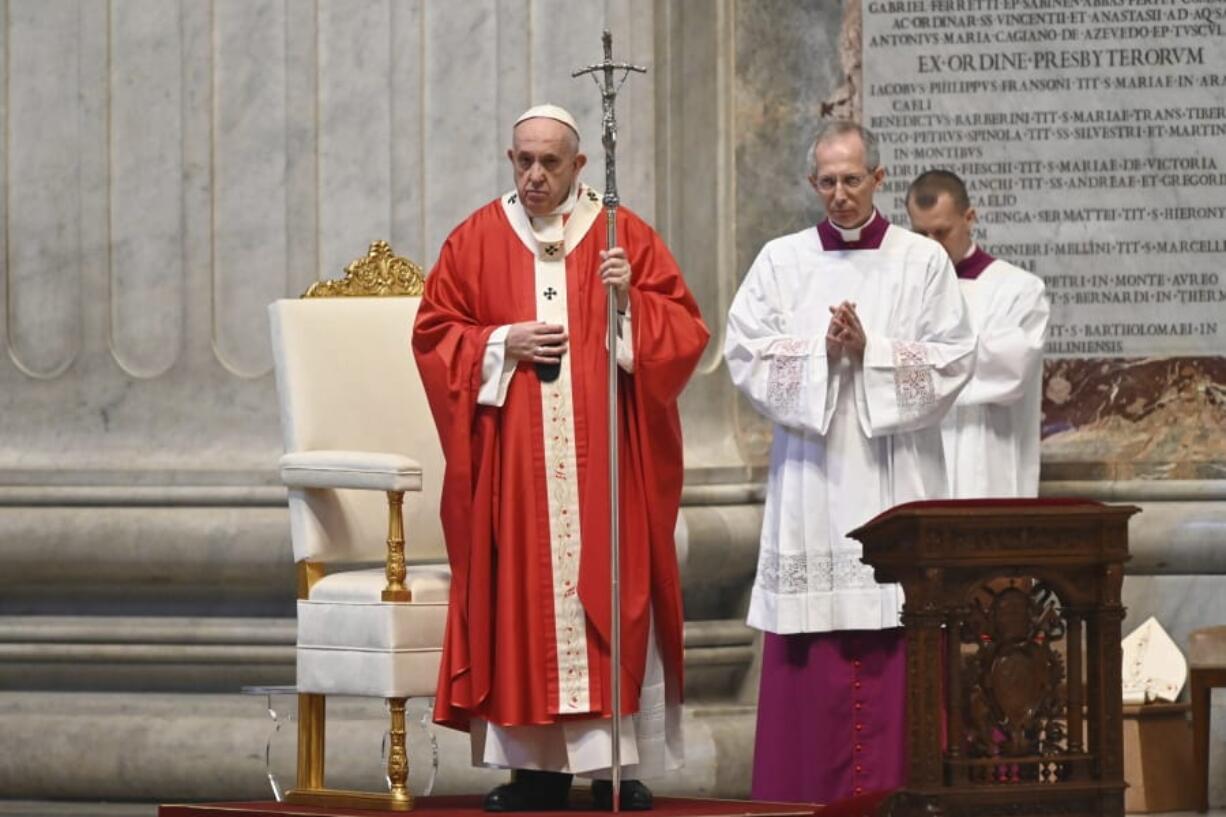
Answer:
[
  {"left": 853, "top": 660, "right": 863, "bottom": 669},
  {"left": 854, "top": 744, "right": 864, "bottom": 753},
  {"left": 853, "top": 681, "right": 862, "bottom": 690},
  {"left": 855, "top": 723, "right": 864, "bottom": 732},
  {"left": 855, "top": 765, "right": 864, "bottom": 773},
  {"left": 854, "top": 787, "right": 864, "bottom": 795},
  {"left": 854, "top": 702, "right": 864, "bottom": 711}
]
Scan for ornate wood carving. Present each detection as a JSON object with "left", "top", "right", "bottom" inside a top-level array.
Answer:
[
  {"left": 852, "top": 501, "right": 1138, "bottom": 817},
  {"left": 959, "top": 583, "right": 1067, "bottom": 781}
]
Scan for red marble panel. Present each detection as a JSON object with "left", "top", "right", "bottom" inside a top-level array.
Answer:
[{"left": 1041, "top": 357, "right": 1226, "bottom": 481}]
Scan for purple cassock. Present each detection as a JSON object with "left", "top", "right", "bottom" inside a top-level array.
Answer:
[{"left": 751, "top": 629, "right": 906, "bottom": 804}]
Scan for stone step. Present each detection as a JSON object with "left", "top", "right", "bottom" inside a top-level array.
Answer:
[
  {"left": 0, "top": 502, "right": 763, "bottom": 620},
  {"left": 0, "top": 692, "right": 756, "bottom": 802},
  {"left": 0, "top": 617, "right": 756, "bottom": 698}
]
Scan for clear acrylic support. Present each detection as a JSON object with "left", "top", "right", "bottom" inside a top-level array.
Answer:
[
  {"left": 242, "top": 686, "right": 439, "bottom": 801},
  {"left": 242, "top": 685, "right": 297, "bottom": 801}
]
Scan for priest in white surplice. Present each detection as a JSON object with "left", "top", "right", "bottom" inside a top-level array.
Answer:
[
  {"left": 906, "top": 169, "right": 1050, "bottom": 498},
  {"left": 725, "top": 122, "right": 976, "bottom": 804}
]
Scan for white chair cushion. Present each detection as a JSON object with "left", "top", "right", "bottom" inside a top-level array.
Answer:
[
  {"left": 297, "top": 566, "right": 448, "bottom": 698},
  {"left": 297, "top": 647, "right": 441, "bottom": 698},
  {"left": 280, "top": 450, "right": 422, "bottom": 492},
  {"left": 299, "top": 566, "right": 449, "bottom": 649},
  {"left": 309, "top": 565, "right": 450, "bottom": 604},
  {"left": 297, "top": 597, "right": 446, "bottom": 652}
]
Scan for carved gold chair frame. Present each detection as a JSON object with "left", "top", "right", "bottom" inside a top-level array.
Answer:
[{"left": 287, "top": 240, "right": 427, "bottom": 812}]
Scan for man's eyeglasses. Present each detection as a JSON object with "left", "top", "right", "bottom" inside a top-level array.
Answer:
[{"left": 811, "top": 173, "right": 873, "bottom": 193}]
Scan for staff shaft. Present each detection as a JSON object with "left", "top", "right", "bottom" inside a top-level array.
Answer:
[
  {"left": 605, "top": 204, "right": 622, "bottom": 811},
  {"left": 573, "top": 29, "right": 646, "bottom": 812}
]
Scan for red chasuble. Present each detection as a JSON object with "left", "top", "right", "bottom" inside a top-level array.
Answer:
[{"left": 412, "top": 187, "right": 709, "bottom": 730}]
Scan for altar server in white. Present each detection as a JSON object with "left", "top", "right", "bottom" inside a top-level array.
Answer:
[
  {"left": 907, "top": 169, "right": 1050, "bottom": 498},
  {"left": 725, "top": 121, "right": 976, "bottom": 804}
]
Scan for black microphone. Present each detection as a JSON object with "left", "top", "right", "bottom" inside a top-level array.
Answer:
[{"left": 535, "top": 361, "right": 561, "bottom": 382}]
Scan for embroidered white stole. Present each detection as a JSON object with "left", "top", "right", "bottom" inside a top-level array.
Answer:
[{"left": 500, "top": 185, "right": 603, "bottom": 714}]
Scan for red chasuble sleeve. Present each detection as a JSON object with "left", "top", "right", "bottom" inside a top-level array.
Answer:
[
  {"left": 577, "top": 208, "right": 710, "bottom": 706},
  {"left": 411, "top": 212, "right": 500, "bottom": 729}
]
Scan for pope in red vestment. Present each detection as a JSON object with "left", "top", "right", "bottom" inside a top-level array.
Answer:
[{"left": 412, "top": 105, "right": 708, "bottom": 811}]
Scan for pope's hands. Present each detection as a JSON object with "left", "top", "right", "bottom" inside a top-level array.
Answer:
[
  {"left": 505, "top": 247, "right": 629, "bottom": 365},
  {"left": 506, "top": 322, "right": 568, "bottom": 364},
  {"left": 599, "top": 248, "right": 631, "bottom": 311},
  {"left": 826, "top": 301, "right": 866, "bottom": 362}
]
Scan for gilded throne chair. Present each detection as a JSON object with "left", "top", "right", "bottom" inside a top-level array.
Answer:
[{"left": 269, "top": 241, "right": 448, "bottom": 811}]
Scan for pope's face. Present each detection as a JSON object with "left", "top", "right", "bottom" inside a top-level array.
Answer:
[
  {"left": 907, "top": 192, "right": 976, "bottom": 263},
  {"left": 508, "top": 118, "right": 587, "bottom": 217},
  {"left": 808, "top": 132, "right": 885, "bottom": 229}
]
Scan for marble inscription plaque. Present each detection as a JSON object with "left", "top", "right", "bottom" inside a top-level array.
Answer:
[
  {"left": 861, "top": 0, "right": 1226, "bottom": 477},
  {"left": 862, "top": 0, "right": 1226, "bottom": 358}
]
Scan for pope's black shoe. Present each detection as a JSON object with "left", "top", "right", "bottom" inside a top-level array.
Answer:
[
  {"left": 591, "top": 779, "right": 653, "bottom": 811},
  {"left": 483, "top": 769, "right": 573, "bottom": 812}
]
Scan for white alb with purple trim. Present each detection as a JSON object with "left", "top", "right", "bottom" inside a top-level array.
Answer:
[{"left": 725, "top": 218, "right": 977, "bottom": 636}]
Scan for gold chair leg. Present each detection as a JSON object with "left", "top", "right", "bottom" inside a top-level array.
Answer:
[
  {"left": 383, "top": 490, "right": 411, "bottom": 602},
  {"left": 286, "top": 692, "right": 414, "bottom": 811},
  {"left": 387, "top": 697, "right": 412, "bottom": 809},
  {"left": 297, "top": 693, "right": 326, "bottom": 789}
]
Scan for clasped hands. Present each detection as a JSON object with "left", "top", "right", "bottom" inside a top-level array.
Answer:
[
  {"left": 826, "top": 300, "right": 866, "bottom": 362},
  {"left": 506, "top": 248, "right": 631, "bottom": 364}
]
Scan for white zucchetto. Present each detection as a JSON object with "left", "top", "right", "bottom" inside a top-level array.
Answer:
[{"left": 514, "top": 104, "right": 581, "bottom": 141}]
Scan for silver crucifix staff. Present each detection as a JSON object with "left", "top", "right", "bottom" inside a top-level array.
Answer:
[{"left": 573, "top": 29, "right": 645, "bottom": 813}]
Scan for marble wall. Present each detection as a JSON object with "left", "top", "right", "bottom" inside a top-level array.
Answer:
[
  {"left": 1042, "top": 357, "right": 1226, "bottom": 481},
  {"left": 730, "top": 0, "right": 848, "bottom": 465},
  {"left": 0, "top": 0, "right": 677, "bottom": 610},
  {"left": 1, "top": 0, "right": 661, "bottom": 485}
]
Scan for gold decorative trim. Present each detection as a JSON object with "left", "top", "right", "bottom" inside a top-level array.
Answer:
[
  {"left": 303, "top": 240, "right": 424, "bottom": 298},
  {"left": 285, "top": 787, "right": 414, "bottom": 812}
]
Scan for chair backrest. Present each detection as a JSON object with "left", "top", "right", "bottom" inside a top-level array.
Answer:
[{"left": 269, "top": 241, "right": 444, "bottom": 564}]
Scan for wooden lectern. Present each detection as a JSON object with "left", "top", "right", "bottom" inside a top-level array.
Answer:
[{"left": 849, "top": 499, "right": 1139, "bottom": 817}]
